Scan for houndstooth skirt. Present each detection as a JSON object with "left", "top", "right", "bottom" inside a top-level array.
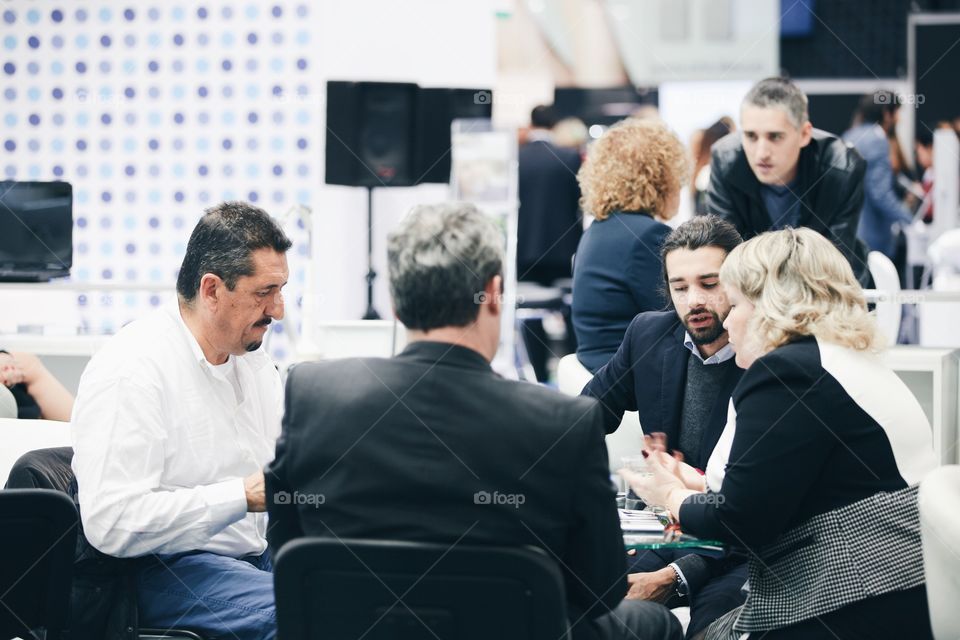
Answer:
[{"left": 704, "top": 485, "right": 925, "bottom": 640}]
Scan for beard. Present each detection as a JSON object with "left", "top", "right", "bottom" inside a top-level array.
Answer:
[{"left": 683, "top": 308, "right": 726, "bottom": 345}]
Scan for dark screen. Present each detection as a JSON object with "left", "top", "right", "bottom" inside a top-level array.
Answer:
[
  {"left": 806, "top": 93, "right": 863, "bottom": 137},
  {"left": 0, "top": 181, "right": 73, "bottom": 274},
  {"left": 914, "top": 22, "right": 960, "bottom": 139}
]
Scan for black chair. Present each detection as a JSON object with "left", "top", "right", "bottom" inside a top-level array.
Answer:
[
  {"left": 5, "top": 448, "right": 206, "bottom": 640},
  {"left": 0, "top": 489, "right": 77, "bottom": 640},
  {"left": 274, "top": 538, "right": 569, "bottom": 640}
]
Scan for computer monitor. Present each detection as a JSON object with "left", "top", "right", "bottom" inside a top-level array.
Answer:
[{"left": 0, "top": 181, "right": 73, "bottom": 282}]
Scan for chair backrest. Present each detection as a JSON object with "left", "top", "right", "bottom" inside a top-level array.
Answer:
[
  {"left": 5, "top": 446, "right": 74, "bottom": 492},
  {"left": 920, "top": 465, "right": 960, "bottom": 639},
  {"left": 275, "top": 538, "right": 568, "bottom": 640},
  {"left": 867, "top": 250, "right": 902, "bottom": 344},
  {"left": 0, "top": 489, "right": 77, "bottom": 640},
  {"left": 557, "top": 354, "right": 645, "bottom": 474},
  {"left": 0, "top": 385, "right": 16, "bottom": 420}
]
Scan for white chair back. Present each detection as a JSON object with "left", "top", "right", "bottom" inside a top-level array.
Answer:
[
  {"left": 0, "top": 386, "right": 16, "bottom": 420},
  {"left": 920, "top": 465, "right": 960, "bottom": 639},
  {"left": 557, "top": 354, "right": 644, "bottom": 473},
  {"left": 867, "top": 251, "right": 902, "bottom": 344}
]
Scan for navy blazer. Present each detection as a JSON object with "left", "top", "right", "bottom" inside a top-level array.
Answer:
[
  {"left": 581, "top": 311, "right": 743, "bottom": 471},
  {"left": 572, "top": 212, "right": 670, "bottom": 373}
]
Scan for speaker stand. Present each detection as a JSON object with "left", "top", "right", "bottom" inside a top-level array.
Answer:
[{"left": 362, "top": 186, "right": 381, "bottom": 320}]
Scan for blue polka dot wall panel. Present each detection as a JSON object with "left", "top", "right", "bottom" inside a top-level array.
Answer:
[{"left": 2, "top": 2, "right": 319, "bottom": 363}]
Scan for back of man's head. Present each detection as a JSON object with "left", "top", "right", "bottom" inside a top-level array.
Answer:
[
  {"left": 388, "top": 203, "right": 503, "bottom": 331},
  {"left": 856, "top": 90, "right": 899, "bottom": 126},
  {"left": 741, "top": 77, "right": 809, "bottom": 129},
  {"left": 530, "top": 105, "right": 559, "bottom": 130},
  {"left": 176, "top": 201, "right": 292, "bottom": 304},
  {"left": 660, "top": 216, "right": 743, "bottom": 296}
]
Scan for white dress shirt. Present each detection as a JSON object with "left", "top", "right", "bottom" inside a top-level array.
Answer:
[
  {"left": 71, "top": 304, "right": 284, "bottom": 559},
  {"left": 682, "top": 332, "right": 736, "bottom": 365}
]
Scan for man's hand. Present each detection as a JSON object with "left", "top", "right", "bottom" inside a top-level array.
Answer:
[
  {"left": 625, "top": 567, "right": 677, "bottom": 604},
  {"left": 244, "top": 471, "right": 266, "bottom": 512}
]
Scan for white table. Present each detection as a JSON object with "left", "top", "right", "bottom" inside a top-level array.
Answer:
[{"left": 0, "top": 418, "right": 72, "bottom": 485}]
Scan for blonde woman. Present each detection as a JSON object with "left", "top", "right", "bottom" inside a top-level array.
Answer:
[
  {"left": 572, "top": 118, "right": 690, "bottom": 372},
  {"left": 623, "top": 228, "right": 936, "bottom": 639}
]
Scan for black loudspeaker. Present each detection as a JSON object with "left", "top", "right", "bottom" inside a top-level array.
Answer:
[
  {"left": 416, "top": 88, "right": 493, "bottom": 184},
  {"left": 325, "top": 81, "right": 420, "bottom": 187}
]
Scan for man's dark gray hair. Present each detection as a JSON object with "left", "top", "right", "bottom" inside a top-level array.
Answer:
[
  {"left": 660, "top": 215, "right": 742, "bottom": 305},
  {"left": 742, "top": 77, "right": 809, "bottom": 129},
  {"left": 388, "top": 202, "right": 503, "bottom": 331},
  {"left": 176, "top": 201, "right": 292, "bottom": 303}
]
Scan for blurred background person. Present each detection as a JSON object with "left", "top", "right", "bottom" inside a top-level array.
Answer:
[
  {"left": 843, "top": 90, "right": 915, "bottom": 262},
  {"left": 691, "top": 118, "right": 735, "bottom": 216},
  {"left": 553, "top": 116, "right": 590, "bottom": 153},
  {"left": 572, "top": 118, "right": 690, "bottom": 373},
  {"left": 517, "top": 104, "right": 583, "bottom": 286},
  {"left": 915, "top": 128, "right": 935, "bottom": 224},
  {"left": 0, "top": 350, "right": 74, "bottom": 421},
  {"left": 517, "top": 105, "right": 584, "bottom": 381}
]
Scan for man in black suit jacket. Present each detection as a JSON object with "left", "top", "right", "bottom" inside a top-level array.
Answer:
[
  {"left": 582, "top": 217, "right": 746, "bottom": 639},
  {"left": 266, "top": 203, "right": 681, "bottom": 640}
]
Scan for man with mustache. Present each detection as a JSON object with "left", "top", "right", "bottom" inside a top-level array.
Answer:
[
  {"left": 72, "top": 201, "right": 291, "bottom": 639},
  {"left": 582, "top": 216, "right": 746, "bottom": 639},
  {"left": 705, "top": 77, "right": 869, "bottom": 284}
]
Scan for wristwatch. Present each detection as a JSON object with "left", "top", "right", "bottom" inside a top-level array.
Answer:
[{"left": 669, "top": 564, "right": 689, "bottom": 597}]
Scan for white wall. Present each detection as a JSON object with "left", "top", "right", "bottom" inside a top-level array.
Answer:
[{"left": 314, "top": 1, "right": 498, "bottom": 320}]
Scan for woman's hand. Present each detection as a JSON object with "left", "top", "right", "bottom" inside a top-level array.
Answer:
[
  {"left": 619, "top": 451, "right": 701, "bottom": 521},
  {"left": 641, "top": 432, "right": 706, "bottom": 492}
]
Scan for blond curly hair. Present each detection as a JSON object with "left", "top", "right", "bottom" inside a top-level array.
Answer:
[
  {"left": 577, "top": 118, "right": 690, "bottom": 221},
  {"left": 720, "top": 228, "right": 882, "bottom": 355}
]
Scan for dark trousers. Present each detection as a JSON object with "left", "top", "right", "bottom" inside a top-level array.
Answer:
[
  {"left": 576, "top": 599, "right": 683, "bottom": 640},
  {"left": 628, "top": 549, "right": 747, "bottom": 639}
]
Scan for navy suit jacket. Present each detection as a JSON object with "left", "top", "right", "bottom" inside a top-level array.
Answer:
[
  {"left": 581, "top": 311, "right": 742, "bottom": 471},
  {"left": 572, "top": 212, "right": 671, "bottom": 373}
]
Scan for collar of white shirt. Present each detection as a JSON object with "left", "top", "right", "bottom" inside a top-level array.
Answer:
[
  {"left": 682, "top": 331, "right": 736, "bottom": 365},
  {"left": 167, "top": 303, "right": 272, "bottom": 377}
]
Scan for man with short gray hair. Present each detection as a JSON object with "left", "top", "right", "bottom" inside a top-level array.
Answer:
[
  {"left": 705, "top": 76, "right": 869, "bottom": 282},
  {"left": 267, "top": 202, "right": 682, "bottom": 640}
]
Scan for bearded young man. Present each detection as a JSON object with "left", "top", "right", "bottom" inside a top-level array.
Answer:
[{"left": 582, "top": 216, "right": 746, "bottom": 639}]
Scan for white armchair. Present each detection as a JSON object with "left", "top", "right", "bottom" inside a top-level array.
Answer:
[
  {"left": 556, "top": 354, "right": 644, "bottom": 473},
  {"left": 919, "top": 464, "right": 960, "bottom": 639}
]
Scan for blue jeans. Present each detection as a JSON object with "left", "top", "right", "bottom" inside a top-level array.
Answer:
[{"left": 137, "top": 551, "right": 276, "bottom": 640}]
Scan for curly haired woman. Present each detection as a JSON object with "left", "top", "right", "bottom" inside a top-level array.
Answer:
[{"left": 572, "top": 118, "right": 690, "bottom": 372}]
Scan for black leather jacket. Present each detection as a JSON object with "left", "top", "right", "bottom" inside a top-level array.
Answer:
[{"left": 705, "top": 129, "right": 869, "bottom": 282}]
